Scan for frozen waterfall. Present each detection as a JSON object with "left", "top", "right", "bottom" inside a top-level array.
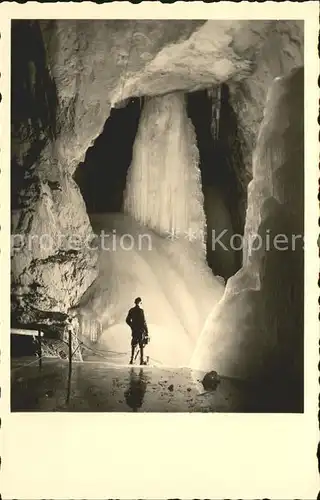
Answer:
[{"left": 124, "top": 92, "right": 206, "bottom": 247}]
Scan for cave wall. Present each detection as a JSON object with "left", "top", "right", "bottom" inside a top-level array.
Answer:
[
  {"left": 11, "top": 21, "right": 57, "bottom": 209},
  {"left": 228, "top": 20, "right": 303, "bottom": 179},
  {"left": 11, "top": 20, "right": 303, "bottom": 329},
  {"left": 203, "top": 185, "right": 238, "bottom": 280},
  {"left": 39, "top": 20, "right": 207, "bottom": 171},
  {"left": 19, "top": 20, "right": 303, "bottom": 176},
  {"left": 190, "top": 68, "right": 304, "bottom": 410},
  {"left": 11, "top": 21, "right": 98, "bottom": 326}
]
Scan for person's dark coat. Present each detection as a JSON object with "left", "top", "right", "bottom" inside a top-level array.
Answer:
[{"left": 126, "top": 305, "right": 148, "bottom": 335}]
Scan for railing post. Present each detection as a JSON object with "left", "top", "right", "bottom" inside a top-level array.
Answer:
[
  {"left": 68, "top": 329, "right": 72, "bottom": 367},
  {"left": 66, "top": 329, "right": 72, "bottom": 404},
  {"left": 38, "top": 330, "right": 42, "bottom": 370}
]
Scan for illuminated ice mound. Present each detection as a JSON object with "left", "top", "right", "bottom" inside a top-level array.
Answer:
[
  {"left": 76, "top": 213, "right": 224, "bottom": 367},
  {"left": 190, "top": 69, "right": 304, "bottom": 383}
]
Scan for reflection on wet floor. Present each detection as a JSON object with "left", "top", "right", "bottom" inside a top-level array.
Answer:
[
  {"left": 11, "top": 358, "right": 252, "bottom": 412},
  {"left": 124, "top": 368, "right": 149, "bottom": 411}
]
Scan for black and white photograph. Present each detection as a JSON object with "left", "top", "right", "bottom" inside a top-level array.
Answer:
[
  {"left": 10, "top": 18, "right": 306, "bottom": 414},
  {"left": 1, "top": 2, "right": 319, "bottom": 499}
]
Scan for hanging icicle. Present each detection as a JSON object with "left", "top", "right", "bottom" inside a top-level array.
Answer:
[{"left": 208, "top": 85, "right": 222, "bottom": 141}]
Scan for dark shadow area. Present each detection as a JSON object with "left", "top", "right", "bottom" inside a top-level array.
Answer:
[
  {"left": 11, "top": 334, "right": 37, "bottom": 357},
  {"left": 75, "top": 98, "right": 142, "bottom": 214},
  {"left": 217, "top": 84, "right": 248, "bottom": 236},
  {"left": 187, "top": 86, "right": 247, "bottom": 279},
  {"left": 11, "top": 20, "right": 58, "bottom": 139},
  {"left": 11, "top": 20, "right": 58, "bottom": 211}
]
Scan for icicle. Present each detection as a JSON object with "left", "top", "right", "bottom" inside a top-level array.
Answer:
[
  {"left": 208, "top": 85, "right": 222, "bottom": 141},
  {"left": 216, "top": 85, "right": 221, "bottom": 140}
]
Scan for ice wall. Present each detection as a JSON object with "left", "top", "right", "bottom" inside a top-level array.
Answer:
[
  {"left": 75, "top": 213, "right": 224, "bottom": 367},
  {"left": 124, "top": 92, "right": 206, "bottom": 247},
  {"left": 190, "top": 68, "right": 304, "bottom": 399}
]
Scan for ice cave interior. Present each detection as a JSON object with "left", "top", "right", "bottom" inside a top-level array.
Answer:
[{"left": 11, "top": 20, "right": 304, "bottom": 409}]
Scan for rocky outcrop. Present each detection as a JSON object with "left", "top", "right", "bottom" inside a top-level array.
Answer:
[
  {"left": 11, "top": 173, "right": 97, "bottom": 327},
  {"left": 228, "top": 20, "right": 303, "bottom": 179},
  {"left": 11, "top": 20, "right": 303, "bottom": 332},
  {"left": 25, "top": 20, "right": 303, "bottom": 174},
  {"left": 190, "top": 68, "right": 304, "bottom": 410},
  {"left": 11, "top": 21, "right": 98, "bottom": 327}
]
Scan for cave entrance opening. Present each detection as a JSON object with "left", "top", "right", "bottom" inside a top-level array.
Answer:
[
  {"left": 75, "top": 97, "right": 142, "bottom": 214},
  {"left": 75, "top": 88, "right": 247, "bottom": 281},
  {"left": 187, "top": 85, "right": 247, "bottom": 280}
]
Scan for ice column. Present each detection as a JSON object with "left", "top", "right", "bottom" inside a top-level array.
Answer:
[{"left": 124, "top": 92, "right": 206, "bottom": 245}]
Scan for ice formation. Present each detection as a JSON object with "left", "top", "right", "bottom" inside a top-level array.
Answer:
[
  {"left": 124, "top": 92, "right": 206, "bottom": 248},
  {"left": 207, "top": 86, "right": 222, "bottom": 141},
  {"left": 75, "top": 213, "right": 224, "bottom": 367},
  {"left": 190, "top": 68, "right": 304, "bottom": 386}
]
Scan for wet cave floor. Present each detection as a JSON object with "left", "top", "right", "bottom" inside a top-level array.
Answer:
[{"left": 11, "top": 358, "right": 281, "bottom": 413}]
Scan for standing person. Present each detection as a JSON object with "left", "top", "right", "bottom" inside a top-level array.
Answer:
[{"left": 126, "top": 297, "right": 149, "bottom": 365}]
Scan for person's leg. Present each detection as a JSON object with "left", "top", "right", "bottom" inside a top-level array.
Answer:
[
  {"left": 130, "top": 337, "right": 137, "bottom": 364},
  {"left": 139, "top": 340, "right": 144, "bottom": 365}
]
